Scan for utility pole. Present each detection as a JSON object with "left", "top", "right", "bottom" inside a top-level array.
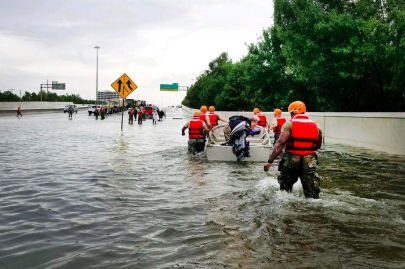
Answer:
[{"left": 95, "top": 46, "right": 100, "bottom": 105}]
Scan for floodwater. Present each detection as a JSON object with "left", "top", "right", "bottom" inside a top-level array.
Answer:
[{"left": 0, "top": 108, "right": 404, "bottom": 269}]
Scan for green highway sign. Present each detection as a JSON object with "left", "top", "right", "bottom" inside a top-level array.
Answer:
[
  {"left": 160, "top": 83, "right": 178, "bottom": 91},
  {"left": 52, "top": 81, "right": 66, "bottom": 90}
]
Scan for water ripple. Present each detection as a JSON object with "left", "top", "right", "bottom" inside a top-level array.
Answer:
[{"left": 0, "top": 110, "right": 404, "bottom": 268}]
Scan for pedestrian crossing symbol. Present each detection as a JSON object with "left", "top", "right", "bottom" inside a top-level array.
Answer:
[{"left": 111, "top": 73, "right": 138, "bottom": 98}]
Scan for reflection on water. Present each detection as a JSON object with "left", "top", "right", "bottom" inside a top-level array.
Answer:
[{"left": 0, "top": 109, "right": 404, "bottom": 269}]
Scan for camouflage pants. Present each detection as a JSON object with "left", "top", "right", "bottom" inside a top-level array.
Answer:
[
  {"left": 188, "top": 138, "right": 206, "bottom": 154},
  {"left": 277, "top": 152, "right": 321, "bottom": 199}
]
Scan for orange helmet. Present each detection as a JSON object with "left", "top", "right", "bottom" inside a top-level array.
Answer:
[
  {"left": 288, "top": 101, "right": 306, "bottom": 114},
  {"left": 253, "top": 108, "right": 260, "bottom": 114},
  {"left": 274, "top": 108, "right": 282, "bottom": 116},
  {"left": 193, "top": 111, "right": 201, "bottom": 117},
  {"left": 200, "top": 106, "right": 207, "bottom": 113},
  {"left": 209, "top": 106, "right": 215, "bottom": 112}
]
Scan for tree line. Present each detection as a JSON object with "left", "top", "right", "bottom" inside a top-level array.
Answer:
[
  {"left": 183, "top": 0, "right": 405, "bottom": 112},
  {"left": 0, "top": 90, "right": 94, "bottom": 104}
]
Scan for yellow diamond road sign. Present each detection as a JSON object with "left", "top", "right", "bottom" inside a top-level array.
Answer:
[{"left": 111, "top": 73, "right": 138, "bottom": 98}]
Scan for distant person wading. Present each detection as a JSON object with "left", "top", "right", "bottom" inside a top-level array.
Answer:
[
  {"left": 199, "top": 106, "right": 211, "bottom": 128},
  {"left": 271, "top": 108, "right": 286, "bottom": 145},
  {"left": 128, "top": 108, "right": 134, "bottom": 124},
  {"left": 17, "top": 105, "right": 22, "bottom": 118},
  {"left": 207, "top": 106, "right": 228, "bottom": 129},
  {"left": 138, "top": 108, "right": 143, "bottom": 124},
  {"left": 68, "top": 106, "right": 73, "bottom": 120},
  {"left": 152, "top": 109, "right": 158, "bottom": 124}
]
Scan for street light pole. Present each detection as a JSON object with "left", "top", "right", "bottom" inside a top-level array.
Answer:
[{"left": 94, "top": 46, "right": 100, "bottom": 105}]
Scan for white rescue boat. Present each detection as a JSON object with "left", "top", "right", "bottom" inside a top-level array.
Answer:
[{"left": 206, "top": 125, "right": 272, "bottom": 162}]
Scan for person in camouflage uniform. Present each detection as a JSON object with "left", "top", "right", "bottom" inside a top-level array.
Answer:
[
  {"left": 264, "top": 101, "right": 322, "bottom": 198},
  {"left": 276, "top": 153, "right": 320, "bottom": 198}
]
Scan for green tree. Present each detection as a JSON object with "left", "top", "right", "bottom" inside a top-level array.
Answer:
[
  {"left": 0, "top": 91, "right": 20, "bottom": 101},
  {"left": 183, "top": 0, "right": 405, "bottom": 112}
]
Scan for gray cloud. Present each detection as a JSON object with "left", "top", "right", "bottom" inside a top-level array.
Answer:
[{"left": 0, "top": 0, "right": 273, "bottom": 102}]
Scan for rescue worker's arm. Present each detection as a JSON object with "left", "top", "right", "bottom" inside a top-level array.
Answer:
[
  {"left": 202, "top": 122, "right": 210, "bottom": 137},
  {"left": 218, "top": 115, "right": 228, "bottom": 123},
  {"left": 181, "top": 123, "right": 189, "bottom": 136},
  {"left": 264, "top": 132, "right": 290, "bottom": 171},
  {"left": 266, "top": 119, "right": 271, "bottom": 130},
  {"left": 270, "top": 118, "right": 277, "bottom": 130},
  {"left": 316, "top": 128, "right": 323, "bottom": 150},
  {"left": 205, "top": 115, "right": 212, "bottom": 128}
]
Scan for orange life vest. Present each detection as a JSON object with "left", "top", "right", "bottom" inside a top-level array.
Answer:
[
  {"left": 273, "top": 116, "right": 286, "bottom": 134},
  {"left": 189, "top": 117, "right": 204, "bottom": 139},
  {"left": 285, "top": 114, "right": 319, "bottom": 156},
  {"left": 257, "top": 114, "right": 267, "bottom": 127},
  {"left": 208, "top": 113, "right": 219, "bottom": 127}
]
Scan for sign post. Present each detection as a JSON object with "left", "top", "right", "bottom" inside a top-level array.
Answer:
[
  {"left": 111, "top": 73, "right": 138, "bottom": 131},
  {"left": 121, "top": 98, "right": 125, "bottom": 131}
]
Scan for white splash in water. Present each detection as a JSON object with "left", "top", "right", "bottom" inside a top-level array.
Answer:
[
  {"left": 255, "top": 176, "right": 279, "bottom": 192},
  {"left": 394, "top": 216, "right": 405, "bottom": 224}
]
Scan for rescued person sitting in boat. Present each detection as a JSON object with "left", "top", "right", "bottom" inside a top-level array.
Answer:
[
  {"left": 223, "top": 116, "right": 258, "bottom": 143},
  {"left": 222, "top": 116, "right": 258, "bottom": 161}
]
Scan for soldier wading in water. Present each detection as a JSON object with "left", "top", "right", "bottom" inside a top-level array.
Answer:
[
  {"left": 182, "top": 111, "right": 210, "bottom": 154},
  {"left": 264, "top": 101, "right": 323, "bottom": 199}
]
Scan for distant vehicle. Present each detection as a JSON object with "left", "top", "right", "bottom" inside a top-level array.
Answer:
[
  {"left": 110, "top": 98, "right": 126, "bottom": 113},
  {"left": 145, "top": 106, "right": 153, "bottom": 119},
  {"left": 126, "top": 99, "right": 135, "bottom": 108},
  {"left": 88, "top": 105, "right": 102, "bottom": 115},
  {"left": 101, "top": 101, "right": 114, "bottom": 114},
  {"left": 64, "top": 105, "right": 78, "bottom": 113},
  {"left": 176, "top": 105, "right": 182, "bottom": 108}
]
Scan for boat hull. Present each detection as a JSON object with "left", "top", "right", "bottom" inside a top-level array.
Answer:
[{"left": 206, "top": 145, "right": 271, "bottom": 162}]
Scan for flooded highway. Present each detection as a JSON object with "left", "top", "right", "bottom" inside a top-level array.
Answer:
[{"left": 0, "top": 108, "right": 404, "bottom": 269}]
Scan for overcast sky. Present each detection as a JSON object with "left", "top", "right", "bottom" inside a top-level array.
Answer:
[{"left": 0, "top": 0, "right": 273, "bottom": 107}]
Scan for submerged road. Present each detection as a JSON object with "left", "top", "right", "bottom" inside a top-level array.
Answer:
[{"left": 0, "top": 108, "right": 404, "bottom": 269}]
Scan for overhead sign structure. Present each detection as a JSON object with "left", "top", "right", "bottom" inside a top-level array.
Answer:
[
  {"left": 52, "top": 81, "right": 66, "bottom": 90},
  {"left": 160, "top": 83, "right": 178, "bottom": 91},
  {"left": 111, "top": 73, "right": 138, "bottom": 98}
]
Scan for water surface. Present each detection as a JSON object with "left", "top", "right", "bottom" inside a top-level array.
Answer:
[{"left": 0, "top": 109, "right": 404, "bottom": 268}]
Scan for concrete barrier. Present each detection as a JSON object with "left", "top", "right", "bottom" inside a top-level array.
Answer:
[
  {"left": 181, "top": 106, "right": 405, "bottom": 155},
  {"left": 0, "top": 102, "right": 89, "bottom": 114}
]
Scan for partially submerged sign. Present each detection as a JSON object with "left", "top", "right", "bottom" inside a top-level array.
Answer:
[
  {"left": 111, "top": 73, "right": 138, "bottom": 98},
  {"left": 160, "top": 83, "right": 178, "bottom": 91}
]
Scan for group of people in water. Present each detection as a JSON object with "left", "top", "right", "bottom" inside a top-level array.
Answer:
[
  {"left": 128, "top": 106, "right": 165, "bottom": 125},
  {"left": 182, "top": 101, "right": 323, "bottom": 199},
  {"left": 92, "top": 106, "right": 107, "bottom": 120}
]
